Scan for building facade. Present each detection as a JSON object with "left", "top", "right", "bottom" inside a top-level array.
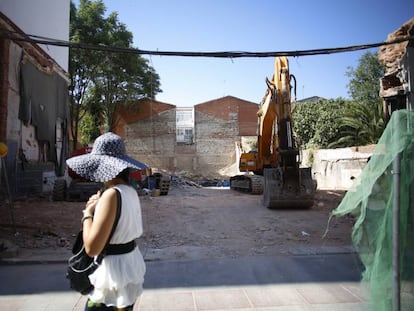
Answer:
[
  {"left": 115, "top": 96, "right": 259, "bottom": 177},
  {"left": 0, "top": 1, "right": 70, "bottom": 194}
]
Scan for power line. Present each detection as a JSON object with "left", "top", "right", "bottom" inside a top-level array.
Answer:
[{"left": 1, "top": 29, "right": 413, "bottom": 58}]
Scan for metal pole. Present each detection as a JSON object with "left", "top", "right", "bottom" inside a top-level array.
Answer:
[{"left": 392, "top": 152, "right": 402, "bottom": 311}]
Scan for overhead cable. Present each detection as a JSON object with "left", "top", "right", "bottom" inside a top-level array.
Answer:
[{"left": 1, "top": 30, "right": 413, "bottom": 58}]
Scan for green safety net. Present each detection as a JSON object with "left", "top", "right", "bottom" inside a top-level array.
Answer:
[{"left": 332, "top": 109, "right": 414, "bottom": 310}]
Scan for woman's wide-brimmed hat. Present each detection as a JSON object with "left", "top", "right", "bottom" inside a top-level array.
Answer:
[{"left": 66, "top": 132, "right": 148, "bottom": 182}]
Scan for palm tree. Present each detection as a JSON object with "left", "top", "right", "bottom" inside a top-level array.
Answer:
[
  {"left": 330, "top": 51, "right": 386, "bottom": 148},
  {"left": 329, "top": 101, "right": 384, "bottom": 148}
]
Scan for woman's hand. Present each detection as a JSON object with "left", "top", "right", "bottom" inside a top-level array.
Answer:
[
  {"left": 82, "top": 188, "right": 117, "bottom": 256},
  {"left": 84, "top": 190, "right": 102, "bottom": 215}
]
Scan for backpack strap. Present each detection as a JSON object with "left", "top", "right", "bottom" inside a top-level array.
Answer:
[
  {"left": 98, "top": 188, "right": 122, "bottom": 260},
  {"left": 107, "top": 188, "right": 122, "bottom": 245}
]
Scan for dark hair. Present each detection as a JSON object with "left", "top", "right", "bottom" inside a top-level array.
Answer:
[{"left": 116, "top": 168, "right": 131, "bottom": 183}]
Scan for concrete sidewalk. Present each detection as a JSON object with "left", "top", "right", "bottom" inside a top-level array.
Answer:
[
  {"left": 2, "top": 282, "right": 370, "bottom": 311},
  {"left": 136, "top": 283, "right": 370, "bottom": 311},
  {"left": 134, "top": 251, "right": 370, "bottom": 311},
  {"left": 0, "top": 246, "right": 371, "bottom": 311},
  {"left": 72, "top": 282, "right": 370, "bottom": 311}
]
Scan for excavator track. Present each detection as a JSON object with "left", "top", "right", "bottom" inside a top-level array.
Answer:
[
  {"left": 249, "top": 175, "right": 264, "bottom": 194},
  {"left": 230, "top": 174, "right": 264, "bottom": 194}
]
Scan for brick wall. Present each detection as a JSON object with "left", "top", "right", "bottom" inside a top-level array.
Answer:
[
  {"left": 125, "top": 108, "right": 176, "bottom": 170},
  {"left": 194, "top": 109, "right": 238, "bottom": 175},
  {"left": 195, "top": 96, "right": 258, "bottom": 136},
  {"left": 119, "top": 96, "right": 258, "bottom": 177},
  {"left": 193, "top": 96, "right": 258, "bottom": 175}
]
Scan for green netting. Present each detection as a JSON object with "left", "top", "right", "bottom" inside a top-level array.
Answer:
[{"left": 332, "top": 109, "right": 414, "bottom": 310}]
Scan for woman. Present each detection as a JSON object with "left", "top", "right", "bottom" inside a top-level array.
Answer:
[{"left": 66, "top": 132, "right": 146, "bottom": 311}]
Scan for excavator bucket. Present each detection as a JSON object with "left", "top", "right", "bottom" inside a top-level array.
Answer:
[{"left": 262, "top": 167, "right": 314, "bottom": 209}]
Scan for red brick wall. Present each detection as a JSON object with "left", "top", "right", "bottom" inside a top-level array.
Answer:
[
  {"left": 119, "top": 96, "right": 259, "bottom": 175},
  {"left": 195, "top": 96, "right": 258, "bottom": 136},
  {"left": 113, "top": 99, "right": 176, "bottom": 138}
]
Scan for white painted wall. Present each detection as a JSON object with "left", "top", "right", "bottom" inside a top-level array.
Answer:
[
  {"left": 302, "top": 145, "right": 375, "bottom": 190},
  {"left": 0, "top": 0, "right": 70, "bottom": 71}
]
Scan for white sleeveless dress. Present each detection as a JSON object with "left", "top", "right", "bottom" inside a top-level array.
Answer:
[{"left": 88, "top": 184, "right": 146, "bottom": 307}]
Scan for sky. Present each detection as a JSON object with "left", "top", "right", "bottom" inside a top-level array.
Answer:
[{"left": 84, "top": 0, "right": 413, "bottom": 107}]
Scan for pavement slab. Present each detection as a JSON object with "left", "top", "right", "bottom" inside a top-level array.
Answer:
[{"left": 0, "top": 251, "right": 371, "bottom": 311}]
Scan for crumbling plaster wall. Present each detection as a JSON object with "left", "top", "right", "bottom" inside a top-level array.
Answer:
[
  {"left": 121, "top": 96, "right": 258, "bottom": 176},
  {"left": 192, "top": 96, "right": 258, "bottom": 176},
  {"left": 125, "top": 109, "right": 176, "bottom": 171},
  {"left": 194, "top": 109, "right": 238, "bottom": 176},
  {"left": 1, "top": 12, "right": 70, "bottom": 195},
  {"left": 302, "top": 145, "right": 374, "bottom": 190},
  {"left": 175, "top": 144, "right": 196, "bottom": 174},
  {"left": 4, "top": 42, "right": 22, "bottom": 149},
  {"left": 1, "top": 19, "right": 40, "bottom": 161},
  {"left": 6, "top": 43, "right": 49, "bottom": 163},
  {"left": 379, "top": 17, "right": 414, "bottom": 114}
]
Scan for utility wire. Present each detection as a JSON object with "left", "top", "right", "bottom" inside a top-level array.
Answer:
[{"left": 1, "top": 29, "right": 413, "bottom": 58}]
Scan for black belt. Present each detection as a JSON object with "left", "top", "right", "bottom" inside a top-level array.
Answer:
[{"left": 105, "top": 240, "right": 136, "bottom": 255}]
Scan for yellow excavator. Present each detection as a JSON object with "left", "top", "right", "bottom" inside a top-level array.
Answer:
[{"left": 230, "top": 57, "right": 315, "bottom": 208}]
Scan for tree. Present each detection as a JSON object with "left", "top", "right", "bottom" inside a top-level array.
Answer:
[
  {"left": 79, "top": 111, "right": 101, "bottom": 145},
  {"left": 69, "top": 0, "right": 106, "bottom": 150},
  {"left": 293, "top": 98, "right": 348, "bottom": 149},
  {"left": 328, "top": 100, "right": 384, "bottom": 148},
  {"left": 69, "top": 0, "right": 161, "bottom": 148},
  {"left": 293, "top": 52, "right": 385, "bottom": 149},
  {"left": 91, "top": 35, "right": 160, "bottom": 130},
  {"left": 312, "top": 99, "right": 346, "bottom": 148},
  {"left": 292, "top": 101, "right": 319, "bottom": 148},
  {"left": 346, "top": 51, "right": 384, "bottom": 108},
  {"left": 330, "top": 51, "right": 386, "bottom": 147}
]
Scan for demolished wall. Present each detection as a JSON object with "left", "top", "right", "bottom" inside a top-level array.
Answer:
[
  {"left": 124, "top": 106, "right": 177, "bottom": 171},
  {"left": 194, "top": 108, "right": 238, "bottom": 176},
  {"left": 0, "top": 12, "right": 69, "bottom": 195},
  {"left": 119, "top": 96, "right": 258, "bottom": 176},
  {"left": 378, "top": 17, "right": 414, "bottom": 115},
  {"left": 193, "top": 96, "right": 258, "bottom": 176},
  {"left": 302, "top": 145, "right": 375, "bottom": 190}
]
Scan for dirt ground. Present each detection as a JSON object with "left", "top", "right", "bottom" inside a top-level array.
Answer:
[{"left": 0, "top": 182, "right": 355, "bottom": 261}]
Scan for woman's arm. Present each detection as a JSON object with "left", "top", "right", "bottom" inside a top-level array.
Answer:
[{"left": 82, "top": 188, "right": 118, "bottom": 257}]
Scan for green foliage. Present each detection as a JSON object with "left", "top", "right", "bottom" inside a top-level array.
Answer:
[
  {"left": 292, "top": 101, "right": 319, "bottom": 147},
  {"left": 312, "top": 99, "right": 346, "bottom": 147},
  {"left": 331, "top": 51, "right": 386, "bottom": 147},
  {"left": 69, "top": 0, "right": 161, "bottom": 148},
  {"left": 79, "top": 112, "right": 101, "bottom": 145},
  {"left": 328, "top": 101, "right": 385, "bottom": 148},
  {"left": 346, "top": 51, "right": 384, "bottom": 106},
  {"left": 294, "top": 51, "right": 385, "bottom": 149},
  {"left": 293, "top": 98, "right": 347, "bottom": 149}
]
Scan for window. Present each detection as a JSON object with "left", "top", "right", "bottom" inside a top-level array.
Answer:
[{"left": 176, "top": 108, "right": 194, "bottom": 145}]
